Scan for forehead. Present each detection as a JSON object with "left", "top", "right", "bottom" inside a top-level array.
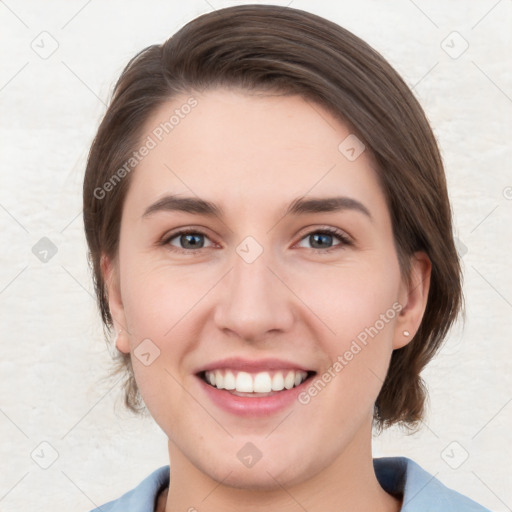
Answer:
[{"left": 123, "top": 88, "right": 387, "bottom": 221}]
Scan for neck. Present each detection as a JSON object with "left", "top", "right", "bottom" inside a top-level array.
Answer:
[{"left": 161, "top": 419, "right": 402, "bottom": 512}]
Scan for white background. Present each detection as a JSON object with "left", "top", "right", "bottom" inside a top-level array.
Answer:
[{"left": 0, "top": 1, "right": 511, "bottom": 510}]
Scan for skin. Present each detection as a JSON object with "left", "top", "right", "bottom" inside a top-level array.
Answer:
[{"left": 102, "top": 88, "right": 431, "bottom": 512}]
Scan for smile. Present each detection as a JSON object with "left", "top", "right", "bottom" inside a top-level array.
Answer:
[
  {"left": 201, "top": 369, "right": 313, "bottom": 394},
  {"left": 196, "top": 367, "right": 317, "bottom": 416}
]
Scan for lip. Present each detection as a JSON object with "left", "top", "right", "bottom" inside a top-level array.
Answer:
[
  {"left": 195, "top": 371, "right": 315, "bottom": 417},
  {"left": 194, "top": 357, "right": 314, "bottom": 374}
]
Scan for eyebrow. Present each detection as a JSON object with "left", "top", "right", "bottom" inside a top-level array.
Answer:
[{"left": 142, "top": 194, "right": 372, "bottom": 221}]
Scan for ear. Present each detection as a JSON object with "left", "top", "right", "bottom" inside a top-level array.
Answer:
[
  {"left": 101, "top": 253, "right": 130, "bottom": 354},
  {"left": 393, "top": 251, "right": 431, "bottom": 349}
]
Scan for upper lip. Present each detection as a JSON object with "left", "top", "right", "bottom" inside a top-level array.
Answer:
[{"left": 195, "top": 357, "right": 315, "bottom": 374}]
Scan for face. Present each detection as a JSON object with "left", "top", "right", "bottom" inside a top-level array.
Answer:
[{"left": 104, "top": 88, "right": 430, "bottom": 490}]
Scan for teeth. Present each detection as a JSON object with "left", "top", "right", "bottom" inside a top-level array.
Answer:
[
  {"left": 284, "top": 371, "right": 295, "bottom": 390},
  {"left": 253, "top": 372, "right": 271, "bottom": 393},
  {"left": 204, "top": 369, "right": 309, "bottom": 393},
  {"left": 215, "top": 370, "right": 224, "bottom": 389},
  {"left": 272, "top": 372, "right": 285, "bottom": 391},
  {"left": 236, "top": 371, "right": 254, "bottom": 392},
  {"left": 223, "top": 370, "right": 236, "bottom": 390}
]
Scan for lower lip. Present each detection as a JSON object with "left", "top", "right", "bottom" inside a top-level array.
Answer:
[{"left": 196, "top": 374, "right": 313, "bottom": 417}]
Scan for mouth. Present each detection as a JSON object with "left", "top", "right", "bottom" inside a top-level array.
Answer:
[
  {"left": 197, "top": 369, "right": 317, "bottom": 397},
  {"left": 193, "top": 357, "right": 318, "bottom": 416}
]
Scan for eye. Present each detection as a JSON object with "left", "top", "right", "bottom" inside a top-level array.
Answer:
[
  {"left": 163, "top": 230, "right": 214, "bottom": 253},
  {"left": 296, "top": 227, "right": 352, "bottom": 253},
  {"left": 161, "top": 226, "right": 352, "bottom": 255}
]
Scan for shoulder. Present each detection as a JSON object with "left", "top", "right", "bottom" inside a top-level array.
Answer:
[
  {"left": 374, "top": 456, "right": 492, "bottom": 511},
  {"left": 88, "top": 465, "right": 170, "bottom": 512}
]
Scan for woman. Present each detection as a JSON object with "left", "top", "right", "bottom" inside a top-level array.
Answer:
[{"left": 83, "top": 4, "right": 491, "bottom": 511}]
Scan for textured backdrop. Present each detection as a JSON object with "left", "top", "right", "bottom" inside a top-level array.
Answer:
[{"left": 0, "top": 0, "right": 511, "bottom": 510}]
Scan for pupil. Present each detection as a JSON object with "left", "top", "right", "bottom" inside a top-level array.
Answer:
[
  {"left": 311, "top": 233, "right": 332, "bottom": 249},
  {"left": 182, "top": 234, "right": 203, "bottom": 249}
]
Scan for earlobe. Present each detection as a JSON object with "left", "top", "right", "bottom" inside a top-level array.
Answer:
[
  {"left": 101, "top": 254, "right": 131, "bottom": 354},
  {"left": 393, "top": 251, "right": 431, "bottom": 349},
  {"left": 113, "top": 329, "right": 130, "bottom": 354}
]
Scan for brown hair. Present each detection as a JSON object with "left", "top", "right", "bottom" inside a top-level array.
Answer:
[{"left": 83, "top": 4, "right": 463, "bottom": 431}]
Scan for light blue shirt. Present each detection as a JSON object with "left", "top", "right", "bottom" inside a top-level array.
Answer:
[{"left": 89, "top": 456, "right": 492, "bottom": 511}]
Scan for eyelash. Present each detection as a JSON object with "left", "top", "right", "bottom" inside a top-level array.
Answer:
[{"left": 160, "top": 227, "right": 353, "bottom": 256}]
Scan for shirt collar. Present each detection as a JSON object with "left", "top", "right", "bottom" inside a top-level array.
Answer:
[{"left": 94, "top": 457, "right": 490, "bottom": 511}]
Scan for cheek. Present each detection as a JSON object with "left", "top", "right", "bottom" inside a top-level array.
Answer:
[
  {"left": 118, "top": 256, "right": 208, "bottom": 401},
  {"left": 295, "top": 257, "right": 401, "bottom": 399},
  {"left": 120, "top": 265, "right": 197, "bottom": 429},
  {"left": 120, "top": 256, "right": 195, "bottom": 337},
  {"left": 293, "top": 256, "right": 402, "bottom": 341}
]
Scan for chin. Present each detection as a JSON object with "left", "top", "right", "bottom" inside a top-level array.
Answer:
[
  {"left": 200, "top": 446, "right": 317, "bottom": 491},
  {"left": 209, "top": 464, "right": 303, "bottom": 492}
]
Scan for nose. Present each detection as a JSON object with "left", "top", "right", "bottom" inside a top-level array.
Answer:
[{"left": 213, "top": 244, "right": 295, "bottom": 343}]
